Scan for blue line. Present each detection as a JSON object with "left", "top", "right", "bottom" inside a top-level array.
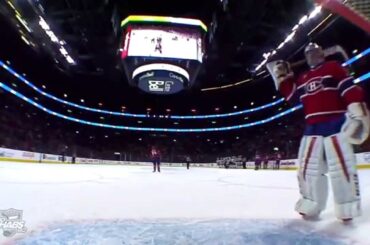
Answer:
[{"left": 0, "top": 81, "right": 302, "bottom": 133}]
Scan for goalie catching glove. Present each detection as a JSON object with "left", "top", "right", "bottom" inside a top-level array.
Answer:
[
  {"left": 266, "top": 60, "right": 294, "bottom": 90},
  {"left": 341, "top": 102, "right": 370, "bottom": 145}
]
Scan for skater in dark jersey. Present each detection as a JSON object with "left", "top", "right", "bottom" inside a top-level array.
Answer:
[
  {"left": 150, "top": 146, "right": 161, "bottom": 173},
  {"left": 185, "top": 156, "right": 191, "bottom": 170},
  {"left": 254, "top": 152, "right": 262, "bottom": 170}
]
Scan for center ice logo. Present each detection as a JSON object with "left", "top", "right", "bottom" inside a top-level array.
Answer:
[{"left": 0, "top": 209, "right": 27, "bottom": 237}]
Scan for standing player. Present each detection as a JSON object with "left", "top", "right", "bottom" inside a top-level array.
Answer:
[
  {"left": 242, "top": 156, "right": 247, "bottom": 169},
  {"left": 263, "top": 153, "right": 269, "bottom": 169},
  {"left": 274, "top": 151, "right": 282, "bottom": 170},
  {"left": 267, "top": 43, "right": 370, "bottom": 221},
  {"left": 150, "top": 146, "right": 161, "bottom": 173},
  {"left": 185, "top": 155, "right": 191, "bottom": 170},
  {"left": 254, "top": 151, "right": 262, "bottom": 170}
]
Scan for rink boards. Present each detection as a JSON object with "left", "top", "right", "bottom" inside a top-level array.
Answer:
[{"left": 1, "top": 146, "right": 370, "bottom": 169}]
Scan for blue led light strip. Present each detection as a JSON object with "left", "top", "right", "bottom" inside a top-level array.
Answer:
[
  {"left": 0, "top": 81, "right": 302, "bottom": 133},
  {"left": 343, "top": 47, "right": 370, "bottom": 67},
  {"left": 0, "top": 60, "right": 284, "bottom": 120},
  {"left": 0, "top": 46, "right": 368, "bottom": 120},
  {"left": 354, "top": 71, "right": 370, "bottom": 84}
]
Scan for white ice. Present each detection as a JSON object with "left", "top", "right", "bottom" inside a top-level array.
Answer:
[{"left": 0, "top": 162, "right": 370, "bottom": 244}]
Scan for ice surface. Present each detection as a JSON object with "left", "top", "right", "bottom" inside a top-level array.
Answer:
[
  {"left": 16, "top": 220, "right": 346, "bottom": 245},
  {"left": 0, "top": 162, "right": 370, "bottom": 244}
]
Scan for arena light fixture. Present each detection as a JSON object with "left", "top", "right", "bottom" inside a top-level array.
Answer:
[
  {"left": 39, "top": 16, "right": 75, "bottom": 64},
  {"left": 7, "top": 1, "right": 32, "bottom": 33},
  {"left": 255, "top": 5, "right": 322, "bottom": 71},
  {"left": 21, "top": 35, "right": 31, "bottom": 46},
  {"left": 309, "top": 5, "right": 322, "bottom": 19},
  {"left": 299, "top": 15, "right": 309, "bottom": 25},
  {"left": 15, "top": 14, "right": 32, "bottom": 33}
]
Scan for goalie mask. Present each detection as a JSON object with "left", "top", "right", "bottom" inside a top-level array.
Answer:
[{"left": 305, "top": 42, "right": 325, "bottom": 68}]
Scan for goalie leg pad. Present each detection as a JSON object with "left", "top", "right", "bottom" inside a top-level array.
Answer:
[
  {"left": 324, "top": 133, "right": 361, "bottom": 220},
  {"left": 295, "top": 136, "right": 328, "bottom": 217}
]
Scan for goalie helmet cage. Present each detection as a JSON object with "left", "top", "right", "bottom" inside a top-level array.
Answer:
[{"left": 314, "top": 0, "right": 370, "bottom": 33}]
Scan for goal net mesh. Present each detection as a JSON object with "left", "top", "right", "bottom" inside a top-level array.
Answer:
[
  {"left": 345, "top": 0, "right": 370, "bottom": 21},
  {"left": 315, "top": 0, "right": 370, "bottom": 32}
]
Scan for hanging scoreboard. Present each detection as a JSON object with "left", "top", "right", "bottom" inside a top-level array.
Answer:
[{"left": 120, "top": 15, "right": 207, "bottom": 95}]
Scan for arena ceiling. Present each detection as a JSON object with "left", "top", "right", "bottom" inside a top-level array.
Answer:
[{"left": 0, "top": 0, "right": 368, "bottom": 116}]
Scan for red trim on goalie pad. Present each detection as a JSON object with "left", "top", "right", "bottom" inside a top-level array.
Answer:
[
  {"left": 360, "top": 103, "right": 368, "bottom": 116},
  {"left": 331, "top": 136, "right": 350, "bottom": 182},
  {"left": 303, "top": 137, "right": 317, "bottom": 181},
  {"left": 315, "top": 0, "right": 370, "bottom": 33}
]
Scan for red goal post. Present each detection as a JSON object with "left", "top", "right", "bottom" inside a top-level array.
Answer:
[{"left": 314, "top": 0, "right": 370, "bottom": 33}]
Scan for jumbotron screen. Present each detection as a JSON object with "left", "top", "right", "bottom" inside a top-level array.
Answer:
[
  {"left": 120, "top": 16, "right": 207, "bottom": 95},
  {"left": 122, "top": 27, "right": 203, "bottom": 62}
]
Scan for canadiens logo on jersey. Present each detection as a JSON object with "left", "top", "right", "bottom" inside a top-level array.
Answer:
[
  {"left": 305, "top": 79, "right": 323, "bottom": 94},
  {"left": 278, "top": 61, "right": 362, "bottom": 124}
]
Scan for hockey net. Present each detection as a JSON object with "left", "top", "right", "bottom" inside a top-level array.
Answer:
[{"left": 315, "top": 0, "right": 370, "bottom": 32}]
